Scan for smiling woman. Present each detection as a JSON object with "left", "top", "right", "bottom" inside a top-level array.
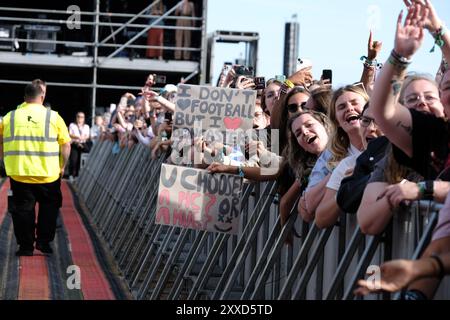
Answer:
[{"left": 327, "top": 84, "right": 368, "bottom": 169}]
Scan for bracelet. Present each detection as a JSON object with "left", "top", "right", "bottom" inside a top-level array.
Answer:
[
  {"left": 430, "top": 253, "right": 445, "bottom": 278},
  {"left": 238, "top": 164, "right": 245, "bottom": 178},
  {"left": 417, "top": 180, "right": 434, "bottom": 200},
  {"left": 388, "top": 49, "right": 412, "bottom": 70},
  {"left": 360, "top": 56, "right": 382, "bottom": 69},
  {"left": 430, "top": 25, "right": 447, "bottom": 53},
  {"left": 417, "top": 181, "right": 425, "bottom": 199},
  {"left": 284, "top": 79, "right": 295, "bottom": 88},
  {"left": 280, "top": 79, "right": 294, "bottom": 95}
]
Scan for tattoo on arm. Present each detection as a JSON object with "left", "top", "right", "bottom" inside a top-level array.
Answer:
[
  {"left": 396, "top": 121, "right": 412, "bottom": 136},
  {"left": 390, "top": 80, "right": 402, "bottom": 96}
]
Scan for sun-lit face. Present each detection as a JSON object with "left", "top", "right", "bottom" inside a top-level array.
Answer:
[
  {"left": 440, "top": 70, "right": 450, "bottom": 118},
  {"left": 264, "top": 82, "right": 281, "bottom": 114},
  {"left": 291, "top": 113, "right": 328, "bottom": 155},
  {"left": 334, "top": 91, "right": 365, "bottom": 133},
  {"left": 403, "top": 79, "right": 444, "bottom": 118}
]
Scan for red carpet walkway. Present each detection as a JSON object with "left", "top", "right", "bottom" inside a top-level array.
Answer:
[
  {"left": 60, "top": 181, "right": 115, "bottom": 300},
  {"left": 0, "top": 179, "right": 9, "bottom": 226},
  {"left": 0, "top": 178, "right": 116, "bottom": 300}
]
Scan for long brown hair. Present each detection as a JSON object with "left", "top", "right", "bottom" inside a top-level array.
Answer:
[
  {"left": 287, "top": 110, "right": 331, "bottom": 186},
  {"left": 279, "top": 86, "right": 311, "bottom": 153},
  {"left": 308, "top": 82, "right": 333, "bottom": 115}
]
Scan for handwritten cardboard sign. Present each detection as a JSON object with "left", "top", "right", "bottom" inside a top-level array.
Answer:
[
  {"left": 174, "top": 84, "right": 256, "bottom": 133},
  {"left": 156, "top": 164, "right": 243, "bottom": 234}
]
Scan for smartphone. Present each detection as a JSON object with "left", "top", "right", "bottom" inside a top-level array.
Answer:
[
  {"left": 164, "top": 112, "right": 173, "bottom": 122},
  {"left": 296, "top": 58, "right": 312, "bottom": 71},
  {"left": 322, "top": 69, "right": 332, "bottom": 84},
  {"left": 155, "top": 75, "right": 167, "bottom": 84},
  {"left": 223, "top": 63, "right": 232, "bottom": 75},
  {"left": 254, "top": 77, "right": 266, "bottom": 90}
]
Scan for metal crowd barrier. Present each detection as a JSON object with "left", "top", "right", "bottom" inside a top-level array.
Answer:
[{"left": 74, "top": 141, "right": 449, "bottom": 300}]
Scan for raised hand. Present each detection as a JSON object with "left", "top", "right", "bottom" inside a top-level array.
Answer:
[
  {"left": 403, "top": 0, "right": 442, "bottom": 33},
  {"left": 235, "top": 76, "right": 256, "bottom": 90},
  {"left": 288, "top": 66, "right": 313, "bottom": 87},
  {"left": 367, "top": 30, "right": 383, "bottom": 61},
  {"left": 394, "top": 4, "right": 428, "bottom": 59}
]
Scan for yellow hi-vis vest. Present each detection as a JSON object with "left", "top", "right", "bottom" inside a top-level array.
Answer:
[{"left": 2, "top": 103, "right": 60, "bottom": 177}]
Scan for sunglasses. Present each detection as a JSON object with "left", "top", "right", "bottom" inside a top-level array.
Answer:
[{"left": 287, "top": 102, "right": 307, "bottom": 113}]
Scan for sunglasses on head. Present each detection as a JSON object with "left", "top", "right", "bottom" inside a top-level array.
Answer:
[
  {"left": 287, "top": 102, "right": 307, "bottom": 113},
  {"left": 346, "top": 82, "right": 367, "bottom": 93}
]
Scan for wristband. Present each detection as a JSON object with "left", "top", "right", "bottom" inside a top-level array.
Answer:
[
  {"left": 417, "top": 180, "right": 434, "bottom": 200},
  {"left": 280, "top": 79, "right": 295, "bottom": 95},
  {"left": 238, "top": 164, "right": 245, "bottom": 178},
  {"left": 360, "top": 56, "right": 382, "bottom": 69},
  {"left": 388, "top": 50, "right": 412, "bottom": 70},
  {"left": 430, "top": 25, "right": 447, "bottom": 53},
  {"left": 284, "top": 79, "right": 295, "bottom": 89}
]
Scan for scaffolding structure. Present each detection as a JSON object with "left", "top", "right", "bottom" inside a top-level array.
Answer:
[{"left": 0, "top": 0, "right": 208, "bottom": 123}]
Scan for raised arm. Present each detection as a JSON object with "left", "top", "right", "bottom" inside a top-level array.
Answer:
[
  {"left": 360, "top": 31, "right": 383, "bottom": 95},
  {"left": 406, "top": 0, "right": 450, "bottom": 64},
  {"left": 371, "top": 5, "right": 427, "bottom": 157}
]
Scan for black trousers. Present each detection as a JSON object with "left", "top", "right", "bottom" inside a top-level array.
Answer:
[
  {"left": 9, "top": 178, "right": 62, "bottom": 250},
  {"left": 69, "top": 143, "right": 82, "bottom": 177}
]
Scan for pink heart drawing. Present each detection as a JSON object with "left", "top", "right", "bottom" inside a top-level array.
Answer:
[{"left": 223, "top": 117, "right": 242, "bottom": 130}]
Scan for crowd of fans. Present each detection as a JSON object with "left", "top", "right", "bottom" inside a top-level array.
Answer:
[{"left": 1, "top": 0, "right": 450, "bottom": 300}]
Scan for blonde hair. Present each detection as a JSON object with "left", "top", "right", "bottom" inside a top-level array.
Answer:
[
  {"left": 399, "top": 73, "right": 438, "bottom": 105},
  {"left": 328, "top": 84, "right": 369, "bottom": 169}
]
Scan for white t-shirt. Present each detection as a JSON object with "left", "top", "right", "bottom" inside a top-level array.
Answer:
[
  {"left": 306, "top": 144, "right": 361, "bottom": 191},
  {"left": 69, "top": 123, "right": 90, "bottom": 143},
  {"left": 326, "top": 152, "right": 361, "bottom": 191}
]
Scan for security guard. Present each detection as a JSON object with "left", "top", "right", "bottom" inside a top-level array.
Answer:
[{"left": 0, "top": 79, "right": 71, "bottom": 256}]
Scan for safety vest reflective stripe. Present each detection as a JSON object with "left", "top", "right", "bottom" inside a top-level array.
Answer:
[
  {"left": 10, "top": 108, "right": 15, "bottom": 137},
  {"left": 44, "top": 107, "right": 51, "bottom": 139},
  {"left": 2, "top": 136, "right": 58, "bottom": 142},
  {"left": 6, "top": 108, "right": 55, "bottom": 142},
  {"left": 3, "top": 151, "right": 59, "bottom": 157},
  {"left": 3, "top": 104, "right": 60, "bottom": 177}
]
